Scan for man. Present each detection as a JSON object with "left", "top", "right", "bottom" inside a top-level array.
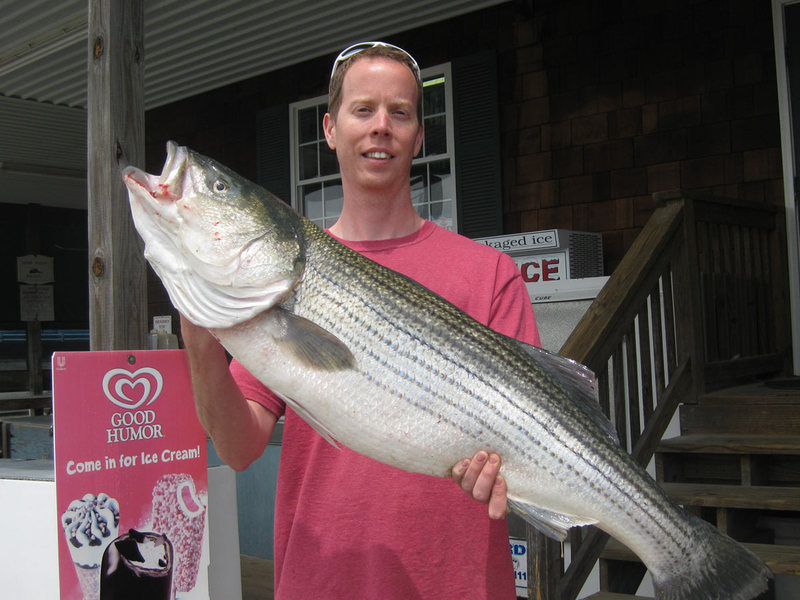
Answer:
[{"left": 181, "top": 41, "right": 540, "bottom": 598}]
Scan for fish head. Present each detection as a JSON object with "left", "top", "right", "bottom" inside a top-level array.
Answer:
[{"left": 123, "top": 141, "right": 305, "bottom": 329}]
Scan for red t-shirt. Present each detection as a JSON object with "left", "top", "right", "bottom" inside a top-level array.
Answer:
[{"left": 231, "top": 221, "right": 540, "bottom": 599}]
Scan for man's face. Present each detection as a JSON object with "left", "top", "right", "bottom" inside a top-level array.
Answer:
[{"left": 323, "top": 57, "right": 424, "bottom": 193}]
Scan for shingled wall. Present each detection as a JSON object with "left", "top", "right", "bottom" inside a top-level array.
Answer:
[{"left": 496, "top": 0, "right": 783, "bottom": 270}]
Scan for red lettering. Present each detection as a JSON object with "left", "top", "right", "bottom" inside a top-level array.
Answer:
[
  {"left": 541, "top": 258, "right": 560, "bottom": 281},
  {"left": 520, "top": 257, "right": 562, "bottom": 282},
  {"left": 521, "top": 261, "right": 539, "bottom": 282}
]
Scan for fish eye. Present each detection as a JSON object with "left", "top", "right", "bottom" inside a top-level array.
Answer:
[{"left": 213, "top": 179, "right": 229, "bottom": 193}]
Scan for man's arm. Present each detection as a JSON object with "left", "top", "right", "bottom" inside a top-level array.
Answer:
[{"left": 180, "top": 315, "right": 277, "bottom": 471}]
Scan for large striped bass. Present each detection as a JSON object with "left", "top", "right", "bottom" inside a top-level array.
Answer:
[{"left": 123, "top": 142, "right": 771, "bottom": 600}]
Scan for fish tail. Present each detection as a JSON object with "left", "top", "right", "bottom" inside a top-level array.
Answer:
[{"left": 653, "top": 513, "right": 772, "bottom": 600}]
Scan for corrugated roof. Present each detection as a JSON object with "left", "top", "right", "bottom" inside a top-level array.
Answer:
[{"left": 0, "top": 0, "right": 507, "bottom": 208}]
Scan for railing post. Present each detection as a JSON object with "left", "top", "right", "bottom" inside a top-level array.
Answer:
[
  {"left": 657, "top": 191, "right": 705, "bottom": 394},
  {"left": 527, "top": 528, "right": 561, "bottom": 600}
]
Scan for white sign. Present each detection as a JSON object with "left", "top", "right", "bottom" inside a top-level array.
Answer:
[
  {"left": 153, "top": 315, "right": 173, "bottom": 334},
  {"left": 475, "top": 230, "right": 559, "bottom": 254},
  {"left": 17, "top": 254, "right": 54, "bottom": 284},
  {"left": 20, "top": 284, "right": 54, "bottom": 321},
  {"left": 509, "top": 536, "right": 529, "bottom": 598}
]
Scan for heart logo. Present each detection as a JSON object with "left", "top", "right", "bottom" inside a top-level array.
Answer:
[{"left": 102, "top": 367, "right": 163, "bottom": 410}]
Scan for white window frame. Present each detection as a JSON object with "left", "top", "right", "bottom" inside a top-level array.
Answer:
[{"left": 289, "top": 62, "right": 458, "bottom": 231}]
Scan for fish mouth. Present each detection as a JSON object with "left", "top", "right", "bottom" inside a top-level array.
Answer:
[{"left": 122, "top": 141, "right": 188, "bottom": 204}]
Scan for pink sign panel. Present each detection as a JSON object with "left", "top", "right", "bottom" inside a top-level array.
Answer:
[{"left": 52, "top": 350, "right": 209, "bottom": 600}]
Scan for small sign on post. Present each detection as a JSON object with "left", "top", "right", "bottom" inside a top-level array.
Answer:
[
  {"left": 17, "top": 254, "right": 54, "bottom": 284},
  {"left": 19, "top": 284, "right": 54, "bottom": 322}
]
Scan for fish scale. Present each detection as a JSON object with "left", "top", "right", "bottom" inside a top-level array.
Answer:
[{"left": 123, "top": 142, "right": 772, "bottom": 600}]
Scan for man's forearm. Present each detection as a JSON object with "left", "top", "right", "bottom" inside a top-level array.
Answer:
[{"left": 181, "top": 317, "right": 275, "bottom": 470}]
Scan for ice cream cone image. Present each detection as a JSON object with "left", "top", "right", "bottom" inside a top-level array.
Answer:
[{"left": 61, "top": 493, "right": 120, "bottom": 600}]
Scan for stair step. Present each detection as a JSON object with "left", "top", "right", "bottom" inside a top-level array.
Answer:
[
  {"left": 583, "top": 593, "right": 649, "bottom": 600},
  {"left": 699, "top": 380, "right": 800, "bottom": 406},
  {"left": 662, "top": 482, "right": 800, "bottom": 511},
  {"left": 658, "top": 434, "right": 800, "bottom": 455},
  {"left": 601, "top": 538, "right": 800, "bottom": 576},
  {"left": 680, "top": 403, "right": 800, "bottom": 435}
]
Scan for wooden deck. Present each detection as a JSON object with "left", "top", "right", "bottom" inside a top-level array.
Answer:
[{"left": 241, "top": 555, "right": 274, "bottom": 600}]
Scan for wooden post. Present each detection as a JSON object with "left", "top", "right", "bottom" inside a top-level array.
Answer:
[
  {"left": 527, "top": 527, "right": 561, "bottom": 600},
  {"left": 25, "top": 204, "right": 43, "bottom": 395},
  {"left": 87, "top": 0, "right": 147, "bottom": 351}
]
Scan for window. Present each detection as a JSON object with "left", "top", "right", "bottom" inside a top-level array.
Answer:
[{"left": 290, "top": 63, "right": 457, "bottom": 231}]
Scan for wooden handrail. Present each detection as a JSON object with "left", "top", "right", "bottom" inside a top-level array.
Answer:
[{"left": 525, "top": 190, "right": 789, "bottom": 599}]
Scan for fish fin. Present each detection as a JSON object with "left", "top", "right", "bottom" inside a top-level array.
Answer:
[
  {"left": 507, "top": 494, "right": 597, "bottom": 541},
  {"left": 273, "top": 391, "right": 341, "bottom": 450},
  {"left": 512, "top": 339, "right": 619, "bottom": 444},
  {"left": 269, "top": 307, "right": 356, "bottom": 371},
  {"left": 653, "top": 512, "right": 772, "bottom": 600}
]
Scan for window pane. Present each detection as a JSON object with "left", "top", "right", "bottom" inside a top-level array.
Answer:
[
  {"left": 319, "top": 142, "right": 338, "bottom": 176},
  {"left": 424, "top": 115, "right": 447, "bottom": 156},
  {"left": 299, "top": 144, "right": 318, "bottom": 179},
  {"left": 429, "top": 159, "right": 452, "bottom": 202},
  {"left": 410, "top": 166, "right": 427, "bottom": 207},
  {"left": 298, "top": 107, "right": 318, "bottom": 143},
  {"left": 301, "top": 183, "right": 323, "bottom": 221},
  {"left": 323, "top": 181, "right": 343, "bottom": 206},
  {"left": 429, "top": 200, "right": 453, "bottom": 230},
  {"left": 414, "top": 203, "right": 430, "bottom": 221},
  {"left": 423, "top": 79, "right": 445, "bottom": 116},
  {"left": 323, "top": 181, "right": 343, "bottom": 229}
]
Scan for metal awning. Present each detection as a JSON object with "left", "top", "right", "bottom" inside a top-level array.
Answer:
[{"left": 0, "top": 0, "right": 507, "bottom": 209}]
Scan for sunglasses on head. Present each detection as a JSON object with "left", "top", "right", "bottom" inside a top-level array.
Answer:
[{"left": 330, "top": 41, "right": 421, "bottom": 81}]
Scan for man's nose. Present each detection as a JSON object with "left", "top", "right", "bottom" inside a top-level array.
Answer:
[{"left": 371, "top": 108, "right": 391, "bottom": 135}]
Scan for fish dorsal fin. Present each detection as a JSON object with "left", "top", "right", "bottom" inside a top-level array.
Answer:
[
  {"left": 511, "top": 338, "right": 619, "bottom": 445},
  {"left": 507, "top": 494, "right": 598, "bottom": 541},
  {"left": 267, "top": 307, "right": 356, "bottom": 371},
  {"left": 273, "top": 391, "right": 341, "bottom": 450}
]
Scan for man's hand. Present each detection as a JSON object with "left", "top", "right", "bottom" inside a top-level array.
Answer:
[{"left": 452, "top": 451, "right": 508, "bottom": 519}]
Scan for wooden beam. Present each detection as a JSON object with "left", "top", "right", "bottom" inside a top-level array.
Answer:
[{"left": 87, "top": 0, "right": 147, "bottom": 351}]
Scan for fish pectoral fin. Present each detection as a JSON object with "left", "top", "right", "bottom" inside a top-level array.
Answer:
[
  {"left": 269, "top": 307, "right": 356, "bottom": 371},
  {"left": 507, "top": 495, "right": 597, "bottom": 542},
  {"left": 273, "top": 391, "right": 341, "bottom": 450}
]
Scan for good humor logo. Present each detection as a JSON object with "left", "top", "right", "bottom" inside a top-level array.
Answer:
[{"left": 103, "top": 367, "right": 166, "bottom": 443}]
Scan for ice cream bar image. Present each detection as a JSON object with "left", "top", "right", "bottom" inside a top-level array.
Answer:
[
  {"left": 100, "top": 529, "right": 173, "bottom": 600},
  {"left": 152, "top": 473, "right": 206, "bottom": 592}
]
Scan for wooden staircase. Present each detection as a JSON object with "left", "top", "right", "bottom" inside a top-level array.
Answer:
[
  {"left": 526, "top": 191, "right": 793, "bottom": 599},
  {"left": 590, "top": 380, "right": 800, "bottom": 599}
]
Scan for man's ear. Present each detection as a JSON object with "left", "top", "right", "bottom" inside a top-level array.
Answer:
[
  {"left": 413, "top": 123, "right": 424, "bottom": 157},
  {"left": 323, "top": 112, "right": 336, "bottom": 150}
]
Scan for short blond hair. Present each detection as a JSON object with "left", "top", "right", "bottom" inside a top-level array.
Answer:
[{"left": 328, "top": 44, "right": 423, "bottom": 123}]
